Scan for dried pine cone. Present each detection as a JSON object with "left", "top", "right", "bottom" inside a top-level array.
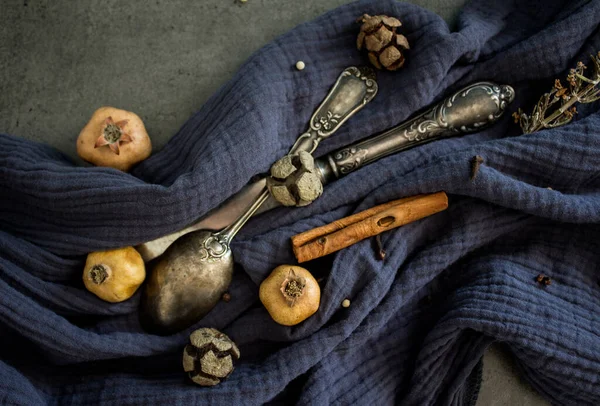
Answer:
[
  {"left": 267, "top": 151, "right": 323, "bottom": 207},
  {"left": 183, "top": 328, "right": 240, "bottom": 386},
  {"left": 357, "top": 14, "right": 410, "bottom": 71}
]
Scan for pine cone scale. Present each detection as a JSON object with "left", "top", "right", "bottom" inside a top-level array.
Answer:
[
  {"left": 368, "top": 53, "right": 382, "bottom": 69},
  {"left": 381, "top": 16, "right": 402, "bottom": 27},
  {"left": 380, "top": 46, "right": 402, "bottom": 68},
  {"left": 356, "top": 31, "right": 366, "bottom": 50},
  {"left": 396, "top": 34, "right": 410, "bottom": 49}
]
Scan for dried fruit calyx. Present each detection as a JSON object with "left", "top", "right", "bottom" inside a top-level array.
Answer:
[
  {"left": 280, "top": 269, "right": 306, "bottom": 307},
  {"left": 89, "top": 264, "right": 109, "bottom": 284},
  {"left": 183, "top": 328, "right": 240, "bottom": 387},
  {"left": 95, "top": 116, "right": 132, "bottom": 155}
]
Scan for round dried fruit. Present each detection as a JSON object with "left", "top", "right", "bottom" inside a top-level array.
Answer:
[
  {"left": 77, "top": 106, "right": 152, "bottom": 172},
  {"left": 259, "top": 265, "right": 320, "bottom": 326},
  {"left": 183, "top": 328, "right": 240, "bottom": 386},
  {"left": 82, "top": 246, "right": 145, "bottom": 303}
]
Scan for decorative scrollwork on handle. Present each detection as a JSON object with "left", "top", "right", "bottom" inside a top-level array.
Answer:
[
  {"left": 289, "top": 66, "right": 378, "bottom": 154},
  {"left": 332, "top": 147, "right": 369, "bottom": 175},
  {"left": 198, "top": 234, "right": 229, "bottom": 263},
  {"left": 313, "top": 111, "right": 343, "bottom": 132},
  {"left": 402, "top": 82, "right": 515, "bottom": 142},
  {"left": 318, "top": 81, "right": 515, "bottom": 182},
  {"left": 309, "top": 67, "right": 378, "bottom": 137},
  {"left": 402, "top": 110, "right": 452, "bottom": 142},
  {"left": 340, "top": 66, "right": 378, "bottom": 100}
]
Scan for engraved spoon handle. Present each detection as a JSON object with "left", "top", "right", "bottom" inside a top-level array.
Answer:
[
  {"left": 316, "top": 82, "right": 515, "bottom": 183},
  {"left": 289, "top": 66, "right": 378, "bottom": 154},
  {"left": 193, "top": 66, "right": 379, "bottom": 244},
  {"left": 136, "top": 66, "right": 378, "bottom": 261}
]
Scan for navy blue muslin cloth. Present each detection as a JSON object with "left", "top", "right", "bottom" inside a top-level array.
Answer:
[{"left": 1, "top": 0, "right": 600, "bottom": 404}]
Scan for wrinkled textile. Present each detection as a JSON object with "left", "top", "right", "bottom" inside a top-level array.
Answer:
[{"left": 1, "top": 0, "right": 600, "bottom": 404}]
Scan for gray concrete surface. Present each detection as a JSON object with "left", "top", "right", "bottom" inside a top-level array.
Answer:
[
  {"left": 0, "top": 0, "right": 550, "bottom": 404},
  {"left": 479, "top": 345, "right": 548, "bottom": 406}
]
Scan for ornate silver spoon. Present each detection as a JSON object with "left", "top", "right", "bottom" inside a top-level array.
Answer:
[{"left": 141, "top": 67, "right": 378, "bottom": 333}]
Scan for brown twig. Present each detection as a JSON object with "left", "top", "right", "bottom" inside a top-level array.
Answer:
[
  {"left": 374, "top": 234, "right": 386, "bottom": 260},
  {"left": 470, "top": 155, "right": 484, "bottom": 180}
]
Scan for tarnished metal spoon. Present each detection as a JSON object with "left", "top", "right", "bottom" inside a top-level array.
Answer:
[{"left": 140, "top": 67, "right": 378, "bottom": 334}]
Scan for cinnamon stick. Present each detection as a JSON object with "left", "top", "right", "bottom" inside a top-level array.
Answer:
[
  {"left": 291, "top": 195, "right": 422, "bottom": 248},
  {"left": 291, "top": 192, "right": 448, "bottom": 263}
]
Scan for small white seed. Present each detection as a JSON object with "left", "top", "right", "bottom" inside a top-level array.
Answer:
[
  {"left": 295, "top": 61, "right": 306, "bottom": 71},
  {"left": 342, "top": 299, "right": 351, "bottom": 308}
]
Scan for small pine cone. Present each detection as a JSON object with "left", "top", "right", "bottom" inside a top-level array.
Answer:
[
  {"left": 183, "top": 328, "right": 240, "bottom": 386},
  {"left": 357, "top": 14, "right": 410, "bottom": 71}
]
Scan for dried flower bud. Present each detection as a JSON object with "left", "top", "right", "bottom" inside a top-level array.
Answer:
[
  {"left": 535, "top": 274, "right": 552, "bottom": 287},
  {"left": 280, "top": 269, "right": 306, "bottom": 307},
  {"left": 512, "top": 111, "right": 521, "bottom": 124}
]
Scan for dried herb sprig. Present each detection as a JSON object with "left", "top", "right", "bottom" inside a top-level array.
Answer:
[{"left": 513, "top": 51, "right": 600, "bottom": 134}]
